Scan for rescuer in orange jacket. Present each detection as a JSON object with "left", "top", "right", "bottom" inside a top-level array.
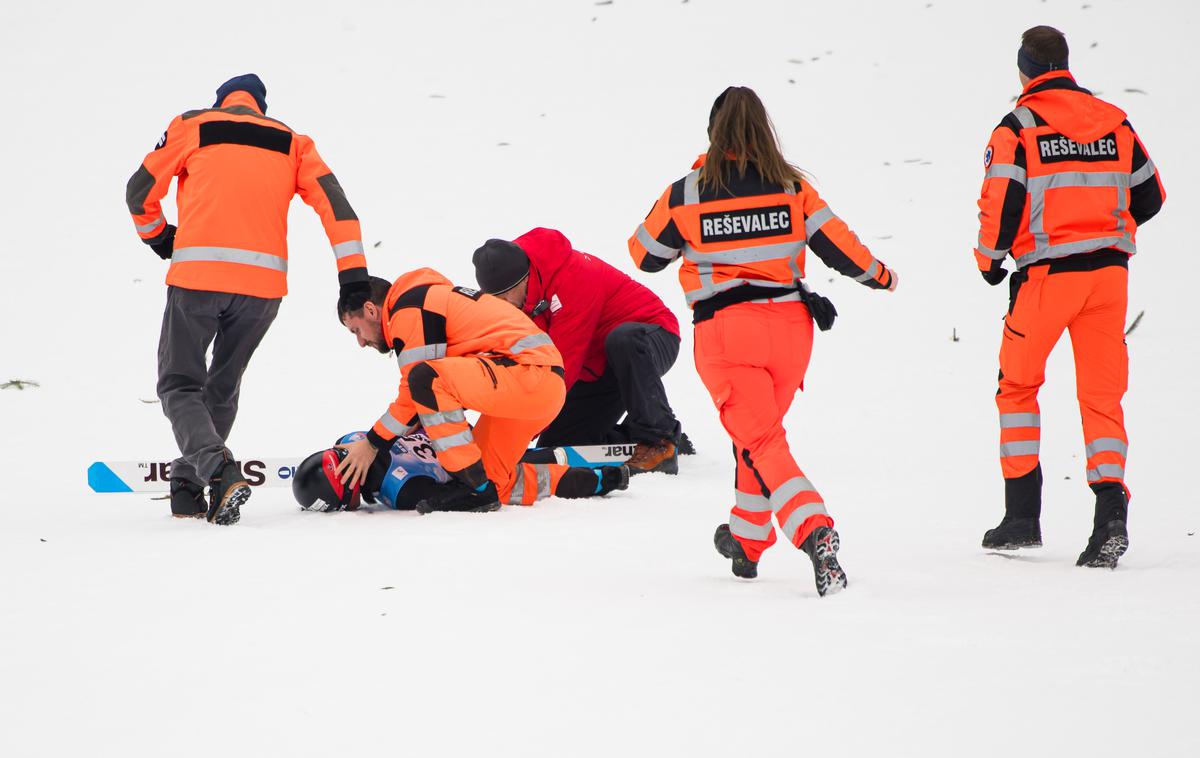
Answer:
[
  {"left": 125, "top": 73, "right": 372, "bottom": 525},
  {"left": 334, "top": 271, "right": 630, "bottom": 510},
  {"left": 974, "top": 27, "right": 1164, "bottom": 569},
  {"left": 629, "top": 86, "right": 898, "bottom": 596}
]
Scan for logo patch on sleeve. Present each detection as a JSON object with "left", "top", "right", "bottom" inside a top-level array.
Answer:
[
  {"left": 699, "top": 205, "right": 792, "bottom": 244},
  {"left": 452, "top": 286, "right": 483, "bottom": 300},
  {"left": 983, "top": 145, "right": 994, "bottom": 169},
  {"left": 154, "top": 130, "right": 168, "bottom": 150}
]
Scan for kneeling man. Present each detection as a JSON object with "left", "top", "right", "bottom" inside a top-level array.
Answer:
[
  {"left": 473, "top": 228, "right": 685, "bottom": 474},
  {"left": 336, "top": 269, "right": 626, "bottom": 509}
]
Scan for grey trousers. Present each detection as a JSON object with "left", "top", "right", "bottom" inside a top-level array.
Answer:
[{"left": 157, "top": 286, "right": 280, "bottom": 485}]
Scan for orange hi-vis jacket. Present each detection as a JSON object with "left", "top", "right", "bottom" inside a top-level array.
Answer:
[
  {"left": 125, "top": 91, "right": 367, "bottom": 299},
  {"left": 364, "top": 268, "right": 563, "bottom": 450},
  {"left": 629, "top": 154, "right": 893, "bottom": 320},
  {"left": 975, "top": 71, "right": 1164, "bottom": 273}
]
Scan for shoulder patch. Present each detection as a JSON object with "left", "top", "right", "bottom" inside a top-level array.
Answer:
[
  {"left": 154, "top": 130, "right": 168, "bottom": 150},
  {"left": 452, "top": 286, "right": 483, "bottom": 300},
  {"left": 983, "top": 145, "right": 994, "bottom": 169}
]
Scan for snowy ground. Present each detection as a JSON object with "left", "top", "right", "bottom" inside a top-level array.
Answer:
[{"left": 2, "top": 1, "right": 1198, "bottom": 756}]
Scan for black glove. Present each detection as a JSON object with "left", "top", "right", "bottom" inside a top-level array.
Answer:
[
  {"left": 799, "top": 286, "right": 838, "bottom": 331},
  {"left": 146, "top": 224, "right": 176, "bottom": 260},
  {"left": 338, "top": 279, "right": 373, "bottom": 308},
  {"left": 981, "top": 264, "right": 1008, "bottom": 286}
]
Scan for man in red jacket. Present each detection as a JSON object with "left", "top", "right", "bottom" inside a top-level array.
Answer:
[{"left": 473, "top": 228, "right": 684, "bottom": 474}]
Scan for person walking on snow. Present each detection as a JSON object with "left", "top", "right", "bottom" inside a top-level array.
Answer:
[
  {"left": 125, "top": 73, "right": 373, "bottom": 525},
  {"left": 335, "top": 271, "right": 629, "bottom": 510},
  {"left": 472, "top": 228, "right": 686, "bottom": 475},
  {"left": 628, "top": 86, "right": 898, "bottom": 596},
  {"left": 974, "top": 26, "right": 1164, "bottom": 568}
]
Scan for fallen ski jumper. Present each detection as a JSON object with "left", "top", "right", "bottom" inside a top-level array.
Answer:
[{"left": 293, "top": 431, "right": 629, "bottom": 513}]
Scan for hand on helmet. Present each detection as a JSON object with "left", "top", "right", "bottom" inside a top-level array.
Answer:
[{"left": 335, "top": 437, "right": 377, "bottom": 488}]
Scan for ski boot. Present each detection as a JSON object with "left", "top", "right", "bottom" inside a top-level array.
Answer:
[
  {"left": 169, "top": 478, "right": 206, "bottom": 519},
  {"left": 596, "top": 465, "right": 630, "bottom": 495},
  {"left": 801, "top": 526, "right": 847, "bottom": 596},
  {"left": 1076, "top": 520, "right": 1128, "bottom": 569},
  {"left": 981, "top": 517, "right": 1042, "bottom": 550},
  {"left": 714, "top": 523, "right": 758, "bottom": 579},
  {"left": 627, "top": 439, "right": 678, "bottom": 476},
  {"left": 207, "top": 453, "right": 250, "bottom": 525},
  {"left": 553, "top": 465, "right": 631, "bottom": 499}
]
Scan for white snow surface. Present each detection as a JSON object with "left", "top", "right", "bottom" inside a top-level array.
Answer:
[{"left": 2, "top": 1, "right": 1198, "bottom": 756}]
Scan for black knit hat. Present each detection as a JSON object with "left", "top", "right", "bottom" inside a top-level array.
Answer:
[
  {"left": 214, "top": 73, "right": 268, "bottom": 113},
  {"left": 472, "top": 239, "right": 530, "bottom": 294}
]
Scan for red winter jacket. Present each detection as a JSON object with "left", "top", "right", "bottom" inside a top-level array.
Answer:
[{"left": 513, "top": 227, "right": 679, "bottom": 391}]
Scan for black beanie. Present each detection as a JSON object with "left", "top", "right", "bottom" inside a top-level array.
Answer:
[
  {"left": 1017, "top": 46, "right": 1067, "bottom": 80},
  {"left": 214, "top": 73, "right": 268, "bottom": 113},
  {"left": 472, "top": 239, "right": 530, "bottom": 294}
]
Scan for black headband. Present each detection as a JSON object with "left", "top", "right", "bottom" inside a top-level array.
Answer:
[{"left": 1018, "top": 46, "right": 1066, "bottom": 79}]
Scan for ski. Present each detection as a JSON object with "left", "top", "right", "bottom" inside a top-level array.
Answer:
[{"left": 87, "top": 444, "right": 637, "bottom": 493}]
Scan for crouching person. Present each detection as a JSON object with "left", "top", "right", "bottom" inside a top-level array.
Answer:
[
  {"left": 472, "top": 228, "right": 686, "bottom": 475},
  {"left": 335, "top": 270, "right": 629, "bottom": 509},
  {"left": 294, "top": 431, "right": 628, "bottom": 513}
]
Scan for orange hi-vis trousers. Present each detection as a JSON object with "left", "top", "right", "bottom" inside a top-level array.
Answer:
[
  {"left": 409, "top": 357, "right": 569, "bottom": 505},
  {"left": 997, "top": 263, "right": 1129, "bottom": 492},
  {"left": 694, "top": 301, "right": 834, "bottom": 562}
]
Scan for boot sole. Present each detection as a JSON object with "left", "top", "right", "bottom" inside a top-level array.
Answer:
[
  {"left": 629, "top": 459, "right": 679, "bottom": 476},
  {"left": 982, "top": 539, "right": 1043, "bottom": 551},
  {"left": 208, "top": 483, "right": 250, "bottom": 525},
  {"left": 1079, "top": 534, "right": 1128, "bottom": 569},
  {"left": 808, "top": 530, "right": 848, "bottom": 597}
]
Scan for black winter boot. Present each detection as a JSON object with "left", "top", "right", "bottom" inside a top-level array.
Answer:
[
  {"left": 982, "top": 517, "right": 1043, "bottom": 550},
  {"left": 207, "top": 453, "right": 250, "bottom": 525},
  {"left": 801, "top": 526, "right": 848, "bottom": 596},
  {"left": 170, "top": 478, "right": 206, "bottom": 518},
  {"left": 1076, "top": 519, "right": 1129, "bottom": 569},
  {"left": 714, "top": 524, "right": 758, "bottom": 579}
]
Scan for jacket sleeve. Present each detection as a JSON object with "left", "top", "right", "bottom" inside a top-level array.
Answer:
[
  {"left": 295, "top": 134, "right": 369, "bottom": 285},
  {"left": 975, "top": 120, "right": 1027, "bottom": 273},
  {"left": 628, "top": 185, "right": 686, "bottom": 273},
  {"left": 546, "top": 285, "right": 604, "bottom": 392},
  {"left": 125, "top": 116, "right": 189, "bottom": 246},
  {"left": 801, "top": 184, "right": 894, "bottom": 289},
  {"left": 365, "top": 295, "right": 446, "bottom": 449},
  {"left": 1127, "top": 122, "right": 1165, "bottom": 226}
]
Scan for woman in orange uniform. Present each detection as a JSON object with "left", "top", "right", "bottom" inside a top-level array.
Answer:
[{"left": 629, "top": 87, "right": 898, "bottom": 596}]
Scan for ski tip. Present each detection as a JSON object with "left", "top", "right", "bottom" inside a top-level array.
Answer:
[{"left": 87, "top": 462, "right": 133, "bottom": 493}]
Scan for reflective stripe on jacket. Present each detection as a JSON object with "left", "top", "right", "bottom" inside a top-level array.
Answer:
[
  {"left": 974, "top": 71, "right": 1165, "bottom": 272},
  {"left": 368, "top": 268, "right": 563, "bottom": 447},
  {"left": 125, "top": 90, "right": 367, "bottom": 298},
  {"left": 629, "top": 155, "right": 892, "bottom": 317}
]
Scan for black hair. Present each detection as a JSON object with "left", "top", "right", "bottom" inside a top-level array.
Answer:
[{"left": 337, "top": 276, "right": 391, "bottom": 321}]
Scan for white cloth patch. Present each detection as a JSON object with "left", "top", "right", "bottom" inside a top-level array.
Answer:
[{"left": 550, "top": 294, "right": 563, "bottom": 313}]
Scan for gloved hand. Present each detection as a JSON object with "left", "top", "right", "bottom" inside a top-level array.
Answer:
[
  {"left": 147, "top": 224, "right": 176, "bottom": 260},
  {"left": 981, "top": 264, "right": 1008, "bottom": 286},
  {"left": 338, "top": 279, "right": 373, "bottom": 306}
]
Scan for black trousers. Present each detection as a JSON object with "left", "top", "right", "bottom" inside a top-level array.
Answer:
[
  {"left": 537, "top": 323, "right": 681, "bottom": 447},
  {"left": 157, "top": 286, "right": 280, "bottom": 485}
]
